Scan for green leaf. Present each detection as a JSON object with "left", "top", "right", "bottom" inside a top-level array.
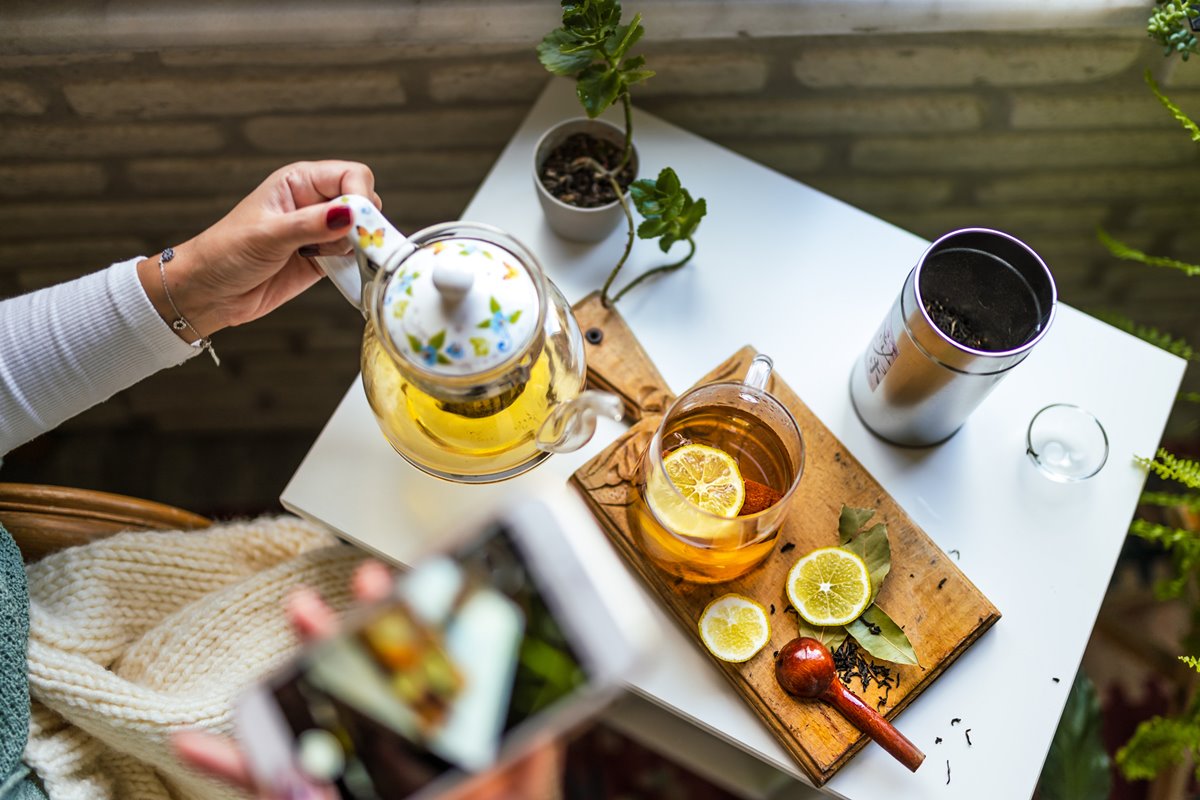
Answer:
[
  {"left": 406, "top": 334, "right": 423, "bottom": 352},
  {"left": 1037, "top": 672, "right": 1112, "bottom": 800},
  {"left": 795, "top": 617, "right": 848, "bottom": 652},
  {"left": 509, "top": 310, "right": 522, "bottom": 324},
  {"left": 429, "top": 330, "right": 446, "bottom": 349},
  {"left": 1098, "top": 226, "right": 1200, "bottom": 277},
  {"left": 604, "top": 16, "right": 643, "bottom": 60},
  {"left": 476, "top": 320, "right": 491, "bottom": 329},
  {"left": 576, "top": 63, "right": 622, "bottom": 117},
  {"left": 677, "top": 196, "right": 707, "bottom": 238},
  {"left": 637, "top": 217, "right": 668, "bottom": 239},
  {"left": 838, "top": 506, "right": 877, "bottom": 544},
  {"left": 1092, "top": 310, "right": 1196, "bottom": 361},
  {"left": 842, "top": 523, "right": 891, "bottom": 604},
  {"left": 1137, "top": 449, "right": 1200, "bottom": 490},
  {"left": 1146, "top": 68, "right": 1200, "bottom": 142},
  {"left": 658, "top": 232, "right": 678, "bottom": 253},
  {"left": 1117, "top": 714, "right": 1200, "bottom": 782},
  {"left": 489, "top": 296, "right": 501, "bottom": 314},
  {"left": 536, "top": 28, "right": 594, "bottom": 76},
  {"left": 656, "top": 166, "right": 681, "bottom": 195},
  {"left": 1140, "top": 491, "right": 1200, "bottom": 512},
  {"left": 845, "top": 606, "right": 919, "bottom": 666},
  {"left": 436, "top": 354, "right": 452, "bottom": 365}
]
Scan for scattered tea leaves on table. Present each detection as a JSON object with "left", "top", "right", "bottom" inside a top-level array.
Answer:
[
  {"left": 946, "top": 760, "right": 951, "bottom": 785},
  {"left": 951, "top": 718, "right": 962, "bottom": 726},
  {"left": 937, "top": 577, "right": 947, "bottom": 590},
  {"left": 935, "top": 737, "right": 943, "bottom": 745},
  {"left": 949, "top": 549, "right": 961, "bottom": 560},
  {"left": 966, "top": 729, "right": 973, "bottom": 746},
  {"left": 845, "top": 606, "right": 919, "bottom": 666}
]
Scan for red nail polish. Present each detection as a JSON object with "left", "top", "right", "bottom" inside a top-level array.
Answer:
[{"left": 326, "top": 205, "right": 352, "bottom": 229}]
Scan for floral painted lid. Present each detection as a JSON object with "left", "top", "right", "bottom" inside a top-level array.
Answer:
[{"left": 379, "top": 238, "right": 541, "bottom": 376}]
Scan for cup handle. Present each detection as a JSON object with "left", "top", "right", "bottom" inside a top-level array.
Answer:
[{"left": 744, "top": 354, "right": 774, "bottom": 391}]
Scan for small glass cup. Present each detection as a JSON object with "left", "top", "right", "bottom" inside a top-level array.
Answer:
[
  {"left": 1026, "top": 403, "right": 1109, "bottom": 482},
  {"left": 629, "top": 355, "right": 805, "bottom": 584}
]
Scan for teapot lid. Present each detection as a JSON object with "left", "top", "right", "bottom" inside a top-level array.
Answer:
[{"left": 379, "top": 237, "right": 541, "bottom": 377}]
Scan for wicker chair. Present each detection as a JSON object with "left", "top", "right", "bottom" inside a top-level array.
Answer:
[{"left": 0, "top": 482, "right": 210, "bottom": 562}]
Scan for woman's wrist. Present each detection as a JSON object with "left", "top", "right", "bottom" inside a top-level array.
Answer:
[{"left": 136, "top": 240, "right": 224, "bottom": 342}]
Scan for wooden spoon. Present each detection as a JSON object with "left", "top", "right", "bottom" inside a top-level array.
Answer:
[{"left": 775, "top": 637, "right": 925, "bottom": 772}]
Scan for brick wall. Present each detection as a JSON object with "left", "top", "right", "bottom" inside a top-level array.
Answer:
[{"left": 1, "top": 27, "right": 1196, "bottom": 513}]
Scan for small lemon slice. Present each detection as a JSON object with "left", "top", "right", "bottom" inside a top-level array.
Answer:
[
  {"left": 786, "top": 547, "right": 872, "bottom": 627},
  {"left": 698, "top": 593, "right": 771, "bottom": 663},
  {"left": 662, "top": 444, "right": 746, "bottom": 518}
]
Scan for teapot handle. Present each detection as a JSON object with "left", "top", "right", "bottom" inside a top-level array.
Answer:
[
  {"left": 535, "top": 391, "right": 624, "bottom": 454},
  {"left": 313, "top": 254, "right": 365, "bottom": 312},
  {"left": 311, "top": 195, "right": 414, "bottom": 315}
]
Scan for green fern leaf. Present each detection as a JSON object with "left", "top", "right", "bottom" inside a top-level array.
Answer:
[
  {"left": 1145, "top": 69, "right": 1200, "bottom": 141},
  {"left": 1140, "top": 491, "right": 1200, "bottom": 512},
  {"left": 1117, "top": 714, "right": 1200, "bottom": 781},
  {"left": 1137, "top": 449, "right": 1200, "bottom": 490},
  {"left": 1093, "top": 310, "right": 1196, "bottom": 361},
  {"left": 1097, "top": 226, "right": 1200, "bottom": 277}
]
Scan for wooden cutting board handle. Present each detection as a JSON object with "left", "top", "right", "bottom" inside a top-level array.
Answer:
[{"left": 572, "top": 292, "right": 674, "bottom": 422}]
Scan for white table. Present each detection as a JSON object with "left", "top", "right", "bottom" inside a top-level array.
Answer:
[{"left": 282, "top": 81, "right": 1186, "bottom": 799}]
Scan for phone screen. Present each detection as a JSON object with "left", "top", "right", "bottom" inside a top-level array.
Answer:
[{"left": 261, "top": 523, "right": 589, "bottom": 799}]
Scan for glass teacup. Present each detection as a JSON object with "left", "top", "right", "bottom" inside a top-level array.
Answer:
[{"left": 629, "top": 355, "right": 805, "bottom": 584}]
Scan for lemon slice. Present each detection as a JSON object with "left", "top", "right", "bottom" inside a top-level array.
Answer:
[
  {"left": 698, "top": 593, "right": 771, "bottom": 663},
  {"left": 786, "top": 547, "right": 872, "bottom": 626},
  {"left": 663, "top": 444, "right": 746, "bottom": 517}
]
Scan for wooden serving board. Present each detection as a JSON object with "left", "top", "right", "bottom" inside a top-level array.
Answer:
[{"left": 570, "top": 296, "right": 1000, "bottom": 786}]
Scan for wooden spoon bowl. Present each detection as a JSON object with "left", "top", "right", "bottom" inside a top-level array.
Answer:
[{"left": 776, "top": 637, "right": 925, "bottom": 772}]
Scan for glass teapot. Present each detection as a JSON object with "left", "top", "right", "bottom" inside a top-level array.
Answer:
[{"left": 315, "top": 195, "right": 622, "bottom": 483}]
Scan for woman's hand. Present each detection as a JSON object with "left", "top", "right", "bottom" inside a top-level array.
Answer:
[
  {"left": 172, "top": 561, "right": 564, "bottom": 800},
  {"left": 137, "top": 160, "right": 380, "bottom": 341}
]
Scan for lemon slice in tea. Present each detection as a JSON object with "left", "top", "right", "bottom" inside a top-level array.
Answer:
[
  {"left": 786, "top": 547, "right": 872, "bottom": 626},
  {"left": 698, "top": 593, "right": 771, "bottom": 663},
  {"left": 662, "top": 444, "right": 746, "bottom": 517}
]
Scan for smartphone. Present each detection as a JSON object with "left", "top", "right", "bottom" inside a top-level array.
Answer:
[{"left": 236, "top": 487, "right": 655, "bottom": 800}]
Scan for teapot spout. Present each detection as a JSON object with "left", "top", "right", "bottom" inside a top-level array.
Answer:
[{"left": 535, "top": 391, "right": 624, "bottom": 454}]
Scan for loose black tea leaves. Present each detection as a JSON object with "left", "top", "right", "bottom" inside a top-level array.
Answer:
[
  {"left": 948, "top": 549, "right": 960, "bottom": 560},
  {"left": 935, "top": 737, "right": 943, "bottom": 745},
  {"left": 780, "top": 542, "right": 795, "bottom": 553},
  {"left": 946, "top": 760, "right": 951, "bottom": 785},
  {"left": 937, "top": 577, "right": 948, "bottom": 590},
  {"left": 769, "top": 603, "right": 775, "bottom": 615},
  {"left": 965, "top": 729, "right": 973, "bottom": 746},
  {"left": 1052, "top": 677, "right": 1061, "bottom": 683},
  {"left": 951, "top": 718, "right": 962, "bottom": 726},
  {"left": 832, "top": 638, "right": 898, "bottom": 709}
]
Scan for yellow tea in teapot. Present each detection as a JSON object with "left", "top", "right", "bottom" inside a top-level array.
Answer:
[{"left": 362, "top": 326, "right": 584, "bottom": 482}]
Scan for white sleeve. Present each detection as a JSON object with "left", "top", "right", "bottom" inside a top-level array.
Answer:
[{"left": 0, "top": 257, "right": 201, "bottom": 457}]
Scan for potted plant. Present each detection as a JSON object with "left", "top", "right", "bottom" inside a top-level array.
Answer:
[{"left": 535, "top": 0, "right": 706, "bottom": 306}]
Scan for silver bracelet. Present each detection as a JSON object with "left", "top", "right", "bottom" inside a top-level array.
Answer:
[{"left": 158, "top": 247, "right": 219, "bottom": 365}]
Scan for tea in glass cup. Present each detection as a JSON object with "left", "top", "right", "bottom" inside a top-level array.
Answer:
[{"left": 629, "top": 355, "right": 805, "bottom": 584}]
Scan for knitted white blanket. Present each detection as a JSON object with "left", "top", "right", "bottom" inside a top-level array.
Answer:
[{"left": 21, "top": 516, "right": 368, "bottom": 800}]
